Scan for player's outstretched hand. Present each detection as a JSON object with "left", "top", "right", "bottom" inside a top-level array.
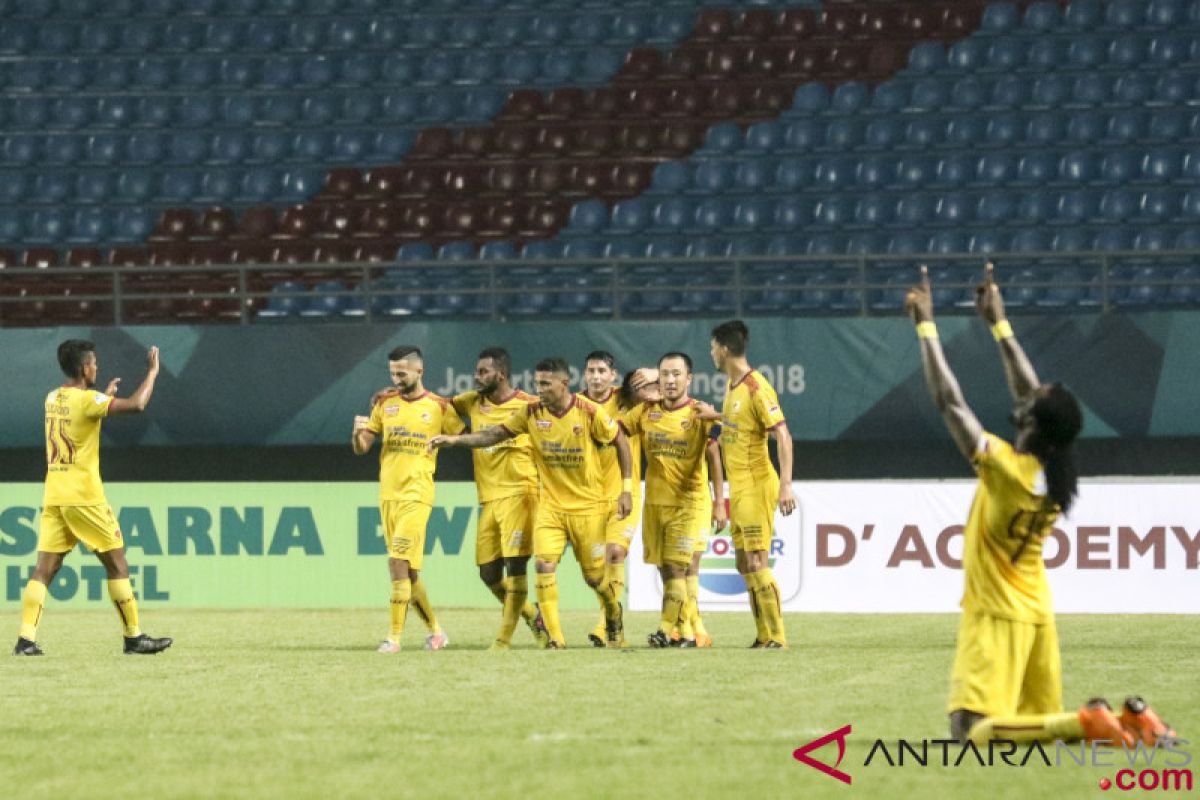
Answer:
[
  {"left": 427, "top": 434, "right": 455, "bottom": 452},
  {"left": 694, "top": 400, "right": 722, "bottom": 421},
  {"left": 974, "top": 261, "right": 1006, "bottom": 325},
  {"left": 146, "top": 346, "right": 160, "bottom": 374},
  {"left": 104, "top": 377, "right": 122, "bottom": 396},
  {"left": 371, "top": 386, "right": 400, "bottom": 408},
  {"left": 778, "top": 483, "right": 796, "bottom": 517},
  {"left": 905, "top": 265, "right": 934, "bottom": 324}
]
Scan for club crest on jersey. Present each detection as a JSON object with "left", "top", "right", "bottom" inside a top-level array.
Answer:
[
  {"left": 572, "top": 424, "right": 584, "bottom": 436},
  {"left": 680, "top": 418, "right": 692, "bottom": 430},
  {"left": 536, "top": 419, "right": 552, "bottom": 430},
  {"left": 648, "top": 411, "right": 663, "bottom": 421},
  {"left": 420, "top": 411, "right": 432, "bottom": 423},
  {"left": 384, "top": 405, "right": 400, "bottom": 416}
]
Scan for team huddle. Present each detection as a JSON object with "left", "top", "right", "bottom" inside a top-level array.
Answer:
[
  {"left": 13, "top": 269, "right": 1180, "bottom": 752},
  {"left": 356, "top": 318, "right": 793, "bottom": 652}
]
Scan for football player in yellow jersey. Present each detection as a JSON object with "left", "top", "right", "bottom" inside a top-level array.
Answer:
[
  {"left": 710, "top": 320, "right": 795, "bottom": 649},
  {"left": 623, "top": 352, "right": 727, "bottom": 648},
  {"left": 450, "top": 347, "right": 549, "bottom": 650},
  {"left": 14, "top": 340, "right": 172, "bottom": 656},
  {"left": 431, "top": 357, "right": 633, "bottom": 649},
  {"left": 908, "top": 264, "right": 1177, "bottom": 748},
  {"left": 577, "top": 351, "right": 639, "bottom": 647},
  {"left": 353, "top": 346, "right": 465, "bottom": 653}
]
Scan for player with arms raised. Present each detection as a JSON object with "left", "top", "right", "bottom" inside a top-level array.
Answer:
[
  {"left": 14, "top": 340, "right": 172, "bottom": 656},
  {"left": 907, "top": 264, "right": 1178, "bottom": 748},
  {"left": 431, "top": 357, "right": 633, "bottom": 649},
  {"left": 353, "top": 346, "right": 464, "bottom": 653}
]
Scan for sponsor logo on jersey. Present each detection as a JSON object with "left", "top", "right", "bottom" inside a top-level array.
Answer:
[{"left": 384, "top": 405, "right": 400, "bottom": 416}]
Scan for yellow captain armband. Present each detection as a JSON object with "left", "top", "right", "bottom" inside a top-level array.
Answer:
[
  {"left": 915, "top": 321, "right": 938, "bottom": 339},
  {"left": 991, "top": 320, "right": 1014, "bottom": 342},
  {"left": 622, "top": 478, "right": 633, "bottom": 492}
]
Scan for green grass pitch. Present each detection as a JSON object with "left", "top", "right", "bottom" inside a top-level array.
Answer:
[{"left": 2, "top": 610, "right": 1195, "bottom": 799}]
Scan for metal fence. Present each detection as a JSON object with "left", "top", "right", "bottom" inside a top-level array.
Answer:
[{"left": 1, "top": 249, "right": 1198, "bottom": 326}]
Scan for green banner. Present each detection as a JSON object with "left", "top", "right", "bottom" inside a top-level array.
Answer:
[
  {"left": 0, "top": 482, "right": 600, "bottom": 609},
  {"left": 0, "top": 311, "right": 1195, "bottom": 446}
]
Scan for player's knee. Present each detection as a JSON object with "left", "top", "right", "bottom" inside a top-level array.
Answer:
[
  {"left": 478, "top": 560, "right": 503, "bottom": 586},
  {"left": 504, "top": 557, "right": 528, "bottom": 578},
  {"left": 949, "top": 709, "right": 985, "bottom": 743}
]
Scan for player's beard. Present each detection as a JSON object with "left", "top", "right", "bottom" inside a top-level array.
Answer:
[{"left": 399, "top": 380, "right": 419, "bottom": 396}]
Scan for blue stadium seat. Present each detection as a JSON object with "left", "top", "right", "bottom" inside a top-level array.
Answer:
[
  {"left": 969, "top": 230, "right": 1007, "bottom": 254},
  {"left": 695, "top": 197, "right": 734, "bottom": 231},
  {"left": 1056, "top": 189, "right": 1099, "bottom": 223},
  {"left": 1026, "top": 38, "right": 1065, "bottom": 70},
  {"left": 775, "top": 196, "right": 814, "bottom": 229},
  {"left": 1066, "top": 111, "right": 1104, "bottom": 144},
  {"left": 947, "top": 37, "right": 984, "bottom": 71},
  {"left": 1065, "top": 0, "right": 1102, "bottom": 29},
  {"left": 791, "top": 82, "right": 829, "bottom": 114},
  {"left": 1093, "top": 229, "right": 1134, "bottom": 251},
  {"left": 783, "top": 119, "right": 821, "bottom": 150},
  {"left": 894, "top": 195, "right": 934, "bottom": 227},
  {"left": 734, "top": 161, "right": 769, "bottom": 193},
  {"left": 604, "top": 238, "right": 646, "bottom": 260},
  {"left": 648, "top": 161, "right": 687, "bottom": 195},
  {"left": 856, "top": 156, "right": 893, "bottom": 189},
  {"left": 896, "top": 157, "right": 934, "bottom": 188},
  {"left": 1100, "top": 150, "right": 1139, "bottom": 184},
  {"left": 691, "top": 161, "right": 731, "bottom": 195},
  {"left": 1017, "top": 189, "right": 1054, "bottom": 224},
  {"left": 829, "top": 82, "right": 869, "bottom": 115},
  {"left": 1098, "top": 188, "right": 1137, "bottom": 222},
  {"left": 652, "top": 198, "right": 691, "bottom": 231},
  {"left": 1050, "top": 228, "right": 1090, "bottom": 252},
  {"left": 610, "top": 198, "right": 649, "bottom": 232},
  {"left": 568, "top": 199, "right": 607, "bottom": 233},
  {"left": 976, "top": 191, "right": 1015, "bottom": 224},
  {"left": 986, "top": 39, "right": 1025, "bottom": 72},
  {"left": 864, "top": 117, "right": 901, "bottom": 150},
  {"left": 1149, "top": 33, "right": 1189, "bottom": 65},
  {"left": 948, "top": 78, "right": 985, "bottom": 111},
  {"left": 981, "top": 2, "right": 1019, "bottom": 32},
  {"left": 1067, "top": 36, "right": 1104, "bottom": 68},
  {"left": 814, "top": 157, "right": 853, "bottom": 189},
  {"left": 1016, "top": 152, "right": 1055, "bottom": 184},
  {"left": 300, "top": 282, "right": 349, "bottom": 319},
  {"left": 743, "top": 121, "right": 781, "bottom": 152},
  {"left": 1153, "top": 73, "right": 1191, "bottom": 106},
  {"left": 703, "top": 123, "right": 741, "bottom": 154},
  {"left": 1133, "top": 228, "right": 1172, "bottom": 251},
  {"left": 908, "top": 43, "right": 946, "bottom": 73},
  {"left": 909, "top": 79, "right": 949, "bottom": 112},
  {"left": 935, "top": 154, "right": 971, "bottom": 187},
  {"left": 855, "top": 194, "right": 893, "bottom": 226},
  {"left": 871, "top": 82, "right": 907, "bottom": 113},
  {"left": 1024, "top": 2, "right": 1062, "bottom": 30},
  {"left": 1139, "top": 187, "right": 1180, "bottom": 222},
  {"left": 732, "top": 198, "right": 769, "bottom": 229},
  {"left": 257, "top": 281, "right": 305, "bottom": 320},
  {"left": 976, "top": 153, "right": 1017, "bottom": 186},
  {"left": 775, "top": 159, "right": 810, "bottom": 192}
]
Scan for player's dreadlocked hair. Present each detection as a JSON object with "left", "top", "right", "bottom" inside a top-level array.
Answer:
[
  {"left": 1027, "top": 383, "right": 1084, "bottom": 513},
  {"left": 57, "top": 339, "right": 96, "bottom": 378}
]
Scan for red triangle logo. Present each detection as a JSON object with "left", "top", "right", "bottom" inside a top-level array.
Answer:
[{"left": 793, "top": 725, "right": 853, "bottom": 785}]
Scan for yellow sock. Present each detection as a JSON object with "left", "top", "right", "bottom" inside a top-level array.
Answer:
[
  {"left": 107, "top": 578, "right": 141, "bottom": 638},
  {"left": 19, "top": 579, "right": 47, "bottom": 641},
  {"left": 409, "top": 577, "right": 440, "bottom": 633},
  {"left": 604, "top": 561, "right": 626, "bottom": 604},
  {"left": 520, "top": 600, "right": 538, "bottom": 625},
  {"left": 687, "top": 575, "right": 708, "bottom": 637},
  {"left": 660, "top": 577, "right": 687, "bottom": 634},
  {"left": 535, "top": 573, "right": 564, "bottom": 645},
  {"left": 486, "top": 581, "right": 506, "bottom": 605},
  {"left": 969, "top": 713, "right": 1084, "bottom": 744},
  {"left": 755, "top": 568, "right": 786, "bottom": 645},
  {"left": 389, "top": 579, "right": 412, "bottom": 641},
  {"left": 744, "top": 571, "right": 769, "bottom": 643},
  {"left": 497, "top": 575, "right": 527, "bottom": 644}
]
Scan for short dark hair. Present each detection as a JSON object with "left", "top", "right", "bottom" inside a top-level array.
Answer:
[
  {"left": 711, "top": 320, "right": 749, "bottom": 357},
  {"left": 584, "top": 350, "right": 616, "bottom": 370},
  {"left": 478, "top": 347, "right": 511, "bottom": 378},
  {"left": 617, "top": 369, "right": 641, "bottom": 410},
  {"left": 388, "top": 346, "right": 422, "bottom": 363},
  {"left": 57, "top": 339, "right": 96, "bottom": 378},
  {"left": 658, "top": 351, "right": 693, "bottom": 373},
  {"left": 535, "top": 357, "right": 570, "bottom": 376}
]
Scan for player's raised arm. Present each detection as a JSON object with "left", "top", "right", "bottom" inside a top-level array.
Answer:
[
  {"left": 428, "top": 426, "right": 512, "bottom": 451},
  {"left": 107, "top": 346, "right": 160, "bottom": 416},
  {"left": 975, "top": 262, "right": 1040, "bottom": 404},
  {"left": 613, "top": 428, "right": 633, "bottom": 520},
  {"left": 906, "top": 266, "right": 983, "bottom": 462}
]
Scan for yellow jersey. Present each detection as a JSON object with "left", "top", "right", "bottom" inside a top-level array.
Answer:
[
  {"left": 719, "top": 369, "right": 787, "bottom": 488},
  {"left": 501, "top": 395, "right": 619, "bottom": 513},
  {"left": 451, "top": 389, "right": 539, "bottom": 503},
  {"left": 367, "top": 391, "right": 465, "bottom": 505},
  {"left": 624, "top": 399, "right": 716, "bottom": 507},
  {"left": 962, "top": 433, "right": 1058, "bottom": 624},
  {"left": 580, "top": 389, "right": 642, "bottom": 500},
  {"left": 43, "top": 385, "right": 113, "bottom": 506}
]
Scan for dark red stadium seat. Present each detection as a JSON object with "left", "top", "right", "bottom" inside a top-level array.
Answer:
[
  {"left": 692, "top": 9, "right": 734, "bottom": 41},
  {"left": 534, "top": 126, "right": 572, "bottom": 158},
  {"left": 358, "top": 241, "right": 397, "bottom": 263},
  {"left": 0, "top": 250, "right": 16, "bottom": 268},
  {"left": 568, "top": 162, "right": 607, "bottom": 195},
  {"left": 700, "top": 45, "right": 743, "bottom": 81},
  {"left": 357, "top": 204, "right": 402, "bottom": 237},
  {"left": 484, "top": 163, "right": 524, "bottom": 196},
  {"left": 457, "top": 127, "right": 495, "bottom": 159},
  {"left": 774, "top": 8, "right": 816, "bottom": 40},
  {"left": 517, "top": 199, "right": 569, "bottom": 237},
  {"left": 580, "top": 87, "right": 620, "bottom": 119},
  {"left": 616, "top": 49, "right": 663, "bottom": 82},
  {"left": 749, "top": 84, "right": 791, "bottom": 117},
  {"left": 862, "top": 6, "right": 907, "bottom": 37},
  {"left": 443, "top": 165, "right": 486, "bottom": 198},
  {"left": 704, "top": 85, "right": 744, "bottom": 117},
  {"left": 401, "top": 203, "right": 436, "bottom": 238},
  {"left": 621, "top": 85, "right": 666, "bottom": 118},
  {"left": 545, "top": 88, "right": 585, "bottom": 119},
  {"left": 231, "top": 243, "right": 274, "bottom": 265},
  {"left": 867, "top": 42, "right": 906, "bottom": 77},
  {"left": 319, "top": 204, "right": 356, "bottom": 238},
  {"left": 744, "top": 44, "right": 790, "bottom": 77},
  {"left": 199, "top": 207, "right": 236, "bottom": 239},
  {"left": 609, "top": 163, "right": 651, "bottom": 197},
  {"left": 820, "top": 6, "right": 866, "bottom": 38},
  {"left": 67, "top": 247, "right": 104, "bottom": 268},
  {"left": 401, "top": 166, "right": 442, "bottom": 198},
  {"left": 234, "top": 207, "right": 278, "bottom": 239},
  {"left": 663, "top": 48, "right": 703, "bottom": 80},
  {"left": 149, "top": 208, "right": 200, "bottom": 242},
  {"left": 782, "top": 45, "right": 822, "bottom": 79},
  {"left": 571, "top": 124, "right": 614, "bottom": 157},
  {"left": 276, "top": 205, "right": 325, "bottom": 239},
  {"left": 660, "top": 122, "right": 705, "bottom": 155},
  {"left": 495, "top": 126, "right": 533, "bottom": 157},
  {"left": 481, "top": 201, "right": 521, "bottom": 238},
  {"left": 496, "top": 89, "right": 545, "bottom": 122},
  {"left": 23, "top": 248, "right": 60, "bottom": 268},
  {"left": 732, "top": 9, "right": 775, "bottom": 41},
  {"left": 108, "top": 247, "right": 151, "bottom": 267},
  {"left": 618, "top": 123, "right": 660, "bottom": 155},
  {"left": 439, "top": 203, "right": 482, "bottom": 238},
  {"left": 942, "top": 3, "right": 983, "bottom": 38},
  {"left": 408, "top": 128, "right": 452, "bottom": 160},
  {"left": 319, "top": 168, "right": 365, "bottom": 200},
  {"left": 664, "top": 85, "right": 703, "bottom": 117}
]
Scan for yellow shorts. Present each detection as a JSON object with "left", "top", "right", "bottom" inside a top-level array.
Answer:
[
  {"left": 947, "top": 610, "right": 1063, "bottom": 718},
  {"left": 381, "top": 500, "right": 432, "bottom": 569},
  {"left": 642, "top": 504, "right": 698, "bottom": 567},
  {"left": 604, "top": 493, "right": 641, "bottom": 549},
  {"left": 476, "top": 492, "right": 536, "bottom": 565},
  {"left": 39, "top": 504, "right": 123, "bottom": 554},
  {"left": 534, "top": 506, "right": 606, "bottom": 572},
  {"left": 730, "top": 472, "right": 779, "bottom": 553}
]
